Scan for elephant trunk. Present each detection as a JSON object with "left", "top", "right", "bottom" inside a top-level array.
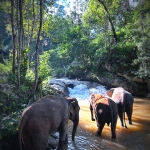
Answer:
[{"left": 72, "top": 115, "right": 79, "bottom": 141}]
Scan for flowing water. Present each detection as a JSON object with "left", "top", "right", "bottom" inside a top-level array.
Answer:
[{"left": 49, "top": 79, "right": 150, "bottom": 150}]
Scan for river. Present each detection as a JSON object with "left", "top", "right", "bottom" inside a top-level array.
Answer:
[{"left": 49, "top": 79, "right": 150, "bottom": 150}]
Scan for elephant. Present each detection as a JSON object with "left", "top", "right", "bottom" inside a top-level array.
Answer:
[
  {"left": 106, "top": 87, "right": 134, "bottom": 128},
  {"left": 89, "top": 93, "right": 118, "bottom": 139},
  {"left": 18, "top": 95, "right": 80, "bottom": 150}
]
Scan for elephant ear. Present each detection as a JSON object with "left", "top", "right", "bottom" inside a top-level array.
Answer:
[
  {"left": 66, "top": 97, "right": 80, "bottom": 121},
  {"left": 90, "top": 94, "right": 96, "bottom": 106}
]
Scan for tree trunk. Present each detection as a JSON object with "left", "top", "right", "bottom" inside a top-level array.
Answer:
[
  {"left": 27, "top": 0, "right": 35, "bottom": 69},
  {"left": 17, "top": 0, "right": 23, "bottom": 91},
  {"left": 11, "top": 0, "right": 16, "bottom": 74},
  {"left": 27, "top": 0, "right": 35, "bottom": 47},
  {"left": 31, "top": 0, "right": 43, "bottom": 98},
  {"left": 97, "top": 0, "right": 117, "bottom": 43}
]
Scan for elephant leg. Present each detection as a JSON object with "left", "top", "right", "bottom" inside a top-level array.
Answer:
[
  {"left": 23, "top": 127, "right": 48, "bottom": 150},
  {"left": 57, "top": 120, "right": 68, "bottom": 150},
  {"left": 57, "top": 134, "right": 68, "bottom": 150},
  {"left": 33, "top": 138, "right": 48, "bottom": 150},
  {"left": 90, "top": 104, "right": 95, "bottom": 121},
  {"left": 95, "top": 115, "right": 99, "bottom": 127},
  {"left": 111, "top": 123, "right": 116, "bottom": 139},
  {"left": 97, "top": 122, "right": 105, "bottom": 136},
  {"left": 22, "top": 135, "right": 33, "bottom": 150},
  {"left": 72, "top": 112, "right": 79, "bottom": 141},
  {"left": 32, "top": 131, "right": 48, "bottom": 150},
  {"left": 126, "top": 109, "right": 133, "bottom": 124},
  {"left": 118, "top": 109, "right": 124, "bottom": 127},
  {"left": 119, "top": 112, "right": 124, "bottom": 127}
]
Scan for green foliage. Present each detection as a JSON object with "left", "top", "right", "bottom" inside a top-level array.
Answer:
[
  {"left": 110, "top": 42, "right": 137, "bottom": 73},
  {"left": 26, "top": 50, "right": 52, "bottom": 84},
  {"left": 69, "top": 25, "right": 81, "bottom": 38},
  {"left": 127, "top": 0, "right": 150, "bottom": 79},
  {"left": 55, "top": 68, "right": 65, "bottom": 78},
  {"left": 67, "top": 63, "right": 87, "bottom": 78},
  {"left": 0, "top": 0, "right": 150, "bottom": 148},
  {"left": 0, "top": 111, "right": 21, "bottom": 137},
  {"left": 0, "top": 81, "right": 28, "bottom": 149},
  {"left": 0, "top": 6, "right": 11, "bottom": 62},
  {"left": 0, "top": 60, "right": 11, "bottom": 74},
  {"left": 0, "top": 63, "right": 52, "bottom": 150},
  {"left": 0, "top": 61, "right": 12, "bottom": 84},
  {"left": 38, "top": 51, "right": 51, "bottom": 82},
  {"left": 26, "top": 69, "right": 35, "bottom": 81},
  {"left": 20, "top": 48, "right": 29, "bottom": 81}
]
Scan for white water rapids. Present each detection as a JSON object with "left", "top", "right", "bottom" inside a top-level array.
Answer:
[
  {"left": 68, "top": 83, "right": 107, "bottom": 100},
  {"left": 53, "top": 78, "right": 107, "bottom": 100}
]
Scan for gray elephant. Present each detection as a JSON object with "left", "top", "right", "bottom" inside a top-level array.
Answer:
[
  {"left": 106, "top": 87, "right": 134, "bottom": 128},
  {"left": 90, "top": 93, "right": 118, "bottom": 139},
  {"left": 18, "top": 95, "right": 80, "bottom": 150}
]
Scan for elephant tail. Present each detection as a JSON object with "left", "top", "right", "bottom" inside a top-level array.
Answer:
[
  {"left": 124, "top": 112, "right": 128, "bottom": 129},
  {"left": 123, "top": 92, "right": 128, "bottom": 129}
]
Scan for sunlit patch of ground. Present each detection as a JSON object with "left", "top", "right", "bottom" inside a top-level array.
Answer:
[{"left": 48, "top": 98, "right": 150, "bottom": 150}]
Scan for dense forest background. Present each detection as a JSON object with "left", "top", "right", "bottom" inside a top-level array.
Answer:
[{"left": 0, "top": 0, "right": 150, "bottom": 149}]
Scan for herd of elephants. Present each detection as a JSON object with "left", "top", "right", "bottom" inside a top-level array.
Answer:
[{"left": 18, "top": 87, "right": 134, "bottom": 150}]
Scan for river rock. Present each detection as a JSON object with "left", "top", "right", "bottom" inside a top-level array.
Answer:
[
  {"left": 49, "top": 74, "right": 148, "bottom": 97},
  {"left": 49, "top": 78, "right": 69, "bottom": 96},
  {"left": 48, "top": 78, "right": 107, "bottom": 100},
  {"left": 78, "top": 74, "right": 148, "bottom": 97}
]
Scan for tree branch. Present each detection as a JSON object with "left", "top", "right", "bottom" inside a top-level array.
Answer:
[{"left": 97, "top": 0, "right": 117, "bottom": 43}]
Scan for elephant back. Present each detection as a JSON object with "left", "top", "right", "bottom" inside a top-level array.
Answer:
[
  {"left": 111, "top": 87, "right": 124, "bottom": 103},
  {"left": 90, "top": 93, "right": 109, "bottom": 107}
]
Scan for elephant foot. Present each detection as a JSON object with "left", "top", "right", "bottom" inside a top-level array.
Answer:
[
  {"left": 120, "top": 122, "right": 124, "bottom": 127},
  {"left": 112, "top": 134, "right": 116, "bottom": 139},
  {"left": 129, "top": 121, "right": 132, "bottom": 125},
  {"left": 96, "top": 130, "right": 102, "bottom": 136}
]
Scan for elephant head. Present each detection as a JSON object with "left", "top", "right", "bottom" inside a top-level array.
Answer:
[
  {"left": 66, "top": 97, "right": 80, "bottom": 141},
  {"left": 18, "top": 95, "right": 80, "bottom": 150}
]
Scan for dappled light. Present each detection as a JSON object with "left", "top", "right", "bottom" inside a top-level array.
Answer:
[
  {"left": 48, "top": 97, "right": 150, "bottom": 150},
  {"left": 0, "top": 0, "right": 150, "bottom": 149},
  {"left": 65, "top": 98, "right": 150, "bottom": 150}
]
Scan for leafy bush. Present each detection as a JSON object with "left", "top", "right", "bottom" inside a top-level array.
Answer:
[
  {"left": 67, "top": 64, "right": 87, "bottom": 78},
  {"left": 0, "top": 60, "right": 11, "bottom": 84},
  {"left": 55, "top": 68, "right": 65, "bottom": 77},
  {"left": 0, "top": 61, "right": 11, "bottom": 74},
  {"left": 109, "top": 43, "right": 138, "bottom": 74},
  {"left": 0, "top": 111, "right": 22, "bottom": 150},
  {"left": 39, "top": 51, "right": 51, "bottom": 81}
]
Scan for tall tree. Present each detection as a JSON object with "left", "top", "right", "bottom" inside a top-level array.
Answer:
[
  {"left": 17, "top": 0, "right": 23, "bottom": 91},
  {"left": 97, "top": 0, "right": 117, "bottom": 43},
  {"left": 32, "top": 0, "right": 43, "bottom": 98},
  {"left": 27, "top": 0, "right": 35, "bottom": 48},
  {"left": 131, "top": 0, "right": 150, "bottom": 91},
  {"left": 11, "top": 0, "right": 16, "bottom": 74}
]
